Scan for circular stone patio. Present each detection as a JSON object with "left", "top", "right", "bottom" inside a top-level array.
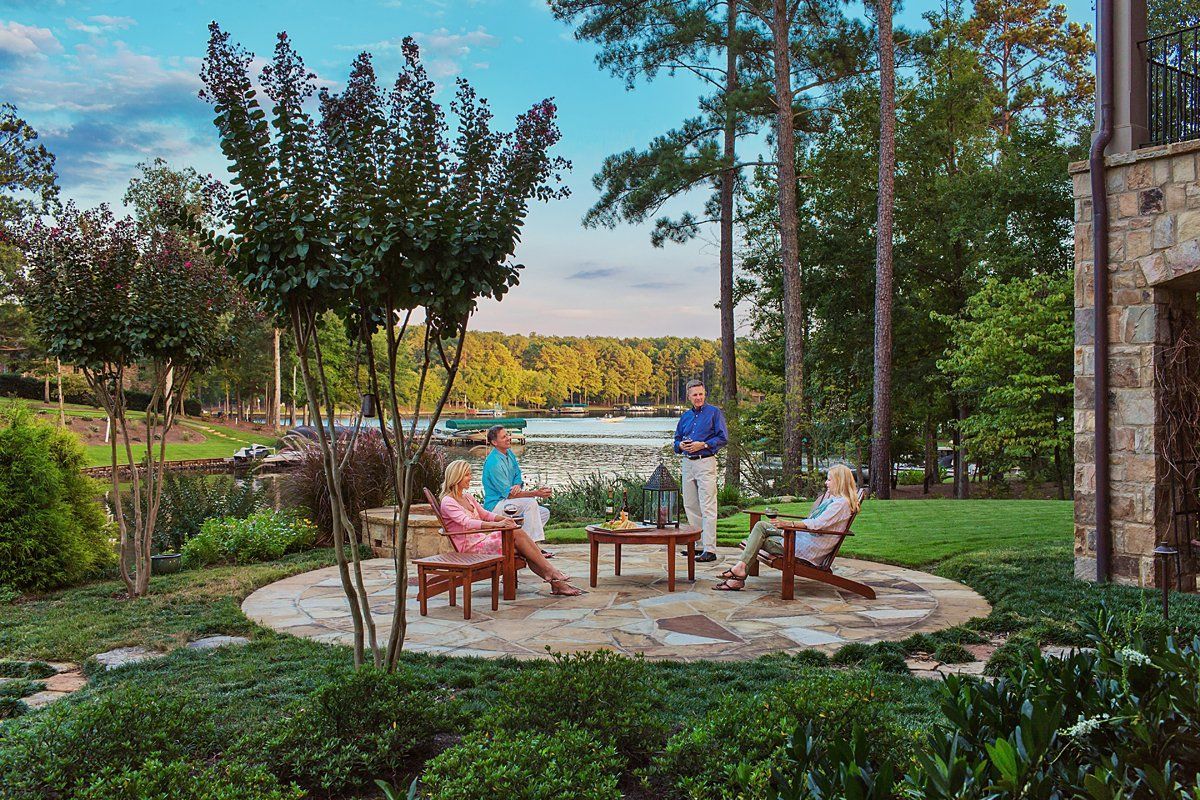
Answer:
[{"left": 243, "top": 545, "right": 989, "bottom": 661}]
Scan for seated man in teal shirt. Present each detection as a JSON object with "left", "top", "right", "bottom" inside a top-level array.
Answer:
[{"left": 482, "top": 425, "right": 552, "bottom": 554}]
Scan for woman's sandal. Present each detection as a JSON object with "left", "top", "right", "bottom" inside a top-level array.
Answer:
[
  {"left": 546, "top": 577, "right": 584, "bottom": 596},
  {"left": 717, "top": 567, "right": 747, "bottom": 581},
  {"left": 713, "top": 577, "right": 745, "bottom": 591}
]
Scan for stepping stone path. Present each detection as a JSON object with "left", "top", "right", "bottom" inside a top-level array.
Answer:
[{"left": 4, "top": 638, "right": 252, "bottom": 714}]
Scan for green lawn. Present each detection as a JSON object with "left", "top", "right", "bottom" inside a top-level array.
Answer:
[
  {"left": 17, "top": 400, "right": 280, "bottom": 467},
  {"left": 548, "top": 498, "right": 1073, "bottom": 569}
]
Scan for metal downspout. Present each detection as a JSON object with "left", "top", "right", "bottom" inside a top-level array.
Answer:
[{"left": 1090, "top": 0, "right": 1115, "bottom": 582}]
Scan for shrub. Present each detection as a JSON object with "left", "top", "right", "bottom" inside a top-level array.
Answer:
[
  {"left": 0, "top": 679, "right": 43, "bottom": 699},
  {"left": 420, "top": 728, "right": 623, "bottom": 800},
  {"left": 251, "top": 665, "right": 448, "bottom": 793},
  {"left": 180, "top": 510, "right": 315, "bottom": 568},
  {"left": 830, "top": 641, "right": 909, "bottom": 673},
  {"left": 283, "top": 431, "right": 445, "bottom": 545},
  {"left": 544, "top": 471, "right": 649, "bottom": 522},
  {"left": 0, "top": 403, "right": 114, "bottom": 592},
  {"left": 933, "top": 643, "right": 975, "bottom": 664},
  {"left": 153, "top": 473, "right": 264, "bottom": 553},
  {"left": 762, "top": 606, "right": 1200, "bottom": 799},
  {"left": 0, "top": 685, "right": 218, "bottom": 797},
  {"left": 76, "top": 758, "right": 303, "bottom": 800},
  {"left": 644, "top": 668, "right": 919, "bottom": 799},
  {"left": 481, "top": 649, "right": 667, "bottom": 764},
  {"left": 984, "top": 637, "right": 1041, "bottom": 677}
]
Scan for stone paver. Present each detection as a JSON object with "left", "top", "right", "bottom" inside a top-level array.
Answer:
[
  {"left": 244, "top": 545, "right": 990, "bottom": 661},
  {"left": 93, "top": 646, "right": 166, "bottom": 670},
  {"left": 185, "top": 635, "right": 250, "bottom": 650}
]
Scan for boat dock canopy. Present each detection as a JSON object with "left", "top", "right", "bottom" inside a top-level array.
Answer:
[{"left": 442, "top": 418, "right": 527, "bottom": 431}]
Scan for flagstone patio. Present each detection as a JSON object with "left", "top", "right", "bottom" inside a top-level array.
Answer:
[{"left": 243, "top": 545, "right": 990, "bottom": 661}]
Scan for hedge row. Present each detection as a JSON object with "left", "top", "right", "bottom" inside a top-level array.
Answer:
[{"left": 0, "top": 373, "right": 202, "bottom": 416}]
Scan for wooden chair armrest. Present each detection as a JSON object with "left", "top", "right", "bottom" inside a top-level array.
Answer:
[
  {"left": 742, "top": 509, "right": 806, "bottom": 521},
  {"left": 775, "top": 521, "right": 851, "bottom": 537}
]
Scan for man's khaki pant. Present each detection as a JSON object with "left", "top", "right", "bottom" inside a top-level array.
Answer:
[{"left": 681, "top": 455, "right": 719, "bottom": 552}]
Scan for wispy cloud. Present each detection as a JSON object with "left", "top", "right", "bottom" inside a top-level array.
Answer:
[
  {"left": 567, "top": 267, "right": 623, "bottom": 280},
  {"left": 66, "top": 15, "right": 137, "bottom": 35},
  {"left": 631, "top": 281, "right": 682, "bottom": 290},
  {"left": 343, "top": 26, "right": 498, "bottom": 78}
]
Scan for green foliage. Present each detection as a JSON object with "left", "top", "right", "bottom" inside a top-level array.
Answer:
[
  {"left": 76, "top": 759, "right": 303, "bottom": 800},
  {"left": 932, "top": 643, "right": 975, "bottom": 664},
  {"left": 763, "top": 607, "right": 1200, "bottom": 799},
  {"left": 0, "top": 678, "right": 43, "bottom": 699},
  {"left": 250, "top": 665, "right": 449, "bottom": 793},
  {"left": 0, "top": 696, "right": 26, "bottom": 719},
  {"left": 984, "top": 637, "right": 1042, "bottom": 677},
  {"left": 180, "top": 510, "right": 315, "bottom": 568},
  {"left": 939, "top": 273, "right": 1073, "bottom": 487},
  {"left": 830, "top": 642, "right": 909, "bottom": 673},
  {"left": 544, "top": 471, "right": 650, "bottom": 522},
  {"left": 420, "top": 728, "right": 623, "bottom": 800},
  {"left": 0, "top": 685, "right": 218, "bottom": 798},
  {"left": 153, "top": 472, "right": 264, "bottom": 553},
  {"left": 0, "top": 659, "right": 55, "bottom": 679},
  {"left": 646, "top": 668, "right": 920, "bottom": 799},
  {"left": 482, "top": 649, "right": 668, "bottom": 764},
  {"left": 0, "top": 403, "right": 113, "bottom": 592},
  {"left": 0, "top": 103, "right": 59, "bottom": 227}
]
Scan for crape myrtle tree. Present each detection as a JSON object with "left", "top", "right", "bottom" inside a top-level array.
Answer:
[
  {"left": 196, "top": 25, "right": 567, "bottom": 667},
  {"left": 21, "top": 205, "right": 230, "bottom": 597}
]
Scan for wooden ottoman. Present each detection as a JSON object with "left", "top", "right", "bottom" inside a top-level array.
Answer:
[{"left": 413, "top": 552, "right": 503, "bottom": 620}]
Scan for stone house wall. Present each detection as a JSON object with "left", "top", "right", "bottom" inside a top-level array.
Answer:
[{"left": 1071, "top": 139, "right": 1200, "bottom": 588}]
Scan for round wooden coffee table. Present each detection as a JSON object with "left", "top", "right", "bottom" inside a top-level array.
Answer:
[{"left": 585, "top": 525, "right": 703, "bottom": 592}]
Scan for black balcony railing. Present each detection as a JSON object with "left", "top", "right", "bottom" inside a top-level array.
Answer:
[{"left": 1142, "top": 24, "right": 1200, "bottom": 147}]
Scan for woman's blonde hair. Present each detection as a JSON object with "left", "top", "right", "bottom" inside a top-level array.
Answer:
[
  {"left": 827, "top": 464, "right": 861, "bottom": 513},
  {"left": 441, "top": 459, "right": 473, "bottom": 500}
]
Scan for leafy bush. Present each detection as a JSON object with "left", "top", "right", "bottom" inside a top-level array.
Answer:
[
  {"left": 0, "top": 685, "right": 218, "bottom": 797},
  {"left": 645, "top": 668, "right": 919, "bottom": 799},
  {"left": 76, "top": 758, "right": 303, "bottom": 800},
  {"left": 830, "top": 641, "right": 909, "bottom": 673},
  {"left": 180, "top": 510, "right": 315, "bottom": 568},
  {"left": 544, "top": 471, "right": 650, "bottom": 522},
  {"left": 0, "top": 678, "right": 43, "bottom": 699},
  {"left": 153, "top": 472, "right": 264, "bottom": 553},
  {"left": 762, "top": 606, "right": 1200, "bottom": 799},
  {"left": 481, "top": 649, "right": 667, "bottom": 764},
  {"left": 984, "top": 636, "right": 1041, "bottom": 676},
  {"left": 0, "top": 403, "right": 114, "bottom": 592},
  {"left": 251, "top": 665, "right": 449, "bottom": 793},
  {"left": 420, "top": 728, "right": 623, "bottom": 800},
  {"left": 283, "top": 431, "right": 445, "bottom": 545}
]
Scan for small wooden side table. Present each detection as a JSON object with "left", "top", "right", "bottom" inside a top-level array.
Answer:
[
  {"left": 585, "top": 525, "right": 703, "bottom": 592},
  {"left": 413, "top": 552, "right": 503, "bottom": 620}
]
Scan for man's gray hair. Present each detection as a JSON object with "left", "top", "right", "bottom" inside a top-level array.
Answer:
[
  {"left": 486, "top": 425, "right": 506, "bottom": 444},
  {"left": 685, "top": 379, "right": 705, "bottom": 392}
]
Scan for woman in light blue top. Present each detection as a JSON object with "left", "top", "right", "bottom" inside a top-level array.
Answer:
[{"left": 714, "top": 464, "right": 860, "bottom": 591}]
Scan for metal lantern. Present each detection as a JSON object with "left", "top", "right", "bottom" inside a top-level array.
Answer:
[
  {"left": 1154, "top": 541, "right": 1179, "bottom": 620},
  {"left": 642, "top": 461, "right": 680, "bottom": 528}
]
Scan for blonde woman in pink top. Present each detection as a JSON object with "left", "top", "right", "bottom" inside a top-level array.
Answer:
[{"left": 439, "top": 460, "right": 582, "bottom": 596}]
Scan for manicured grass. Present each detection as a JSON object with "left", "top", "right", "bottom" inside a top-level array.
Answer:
[
  {"left": 0, "top": 551, "right": 338, "bottom": 662},
  {"left": 18, "top": 400, "right": 280, "bottom": 466},
  {"left": 548, "top": 498, "right": 1074, "bottom": 569}
]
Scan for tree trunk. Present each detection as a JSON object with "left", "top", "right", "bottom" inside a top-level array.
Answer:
[
  {"left": 43, "top": 358, "right": 50, "bottom": 404},
  {"left": 720, "top": 3, "right": 741, "bottom": 490},
  {"left": 954, "top": 398, "right": 970, "bottom": 498},
  {"left": 272, "top": 327, "right": 282, "bottom": 429},
  {"left": 923, "top": 418, "right": 937, "bottom": 495},
  {"left": 55, "top": 358, "right": 65, "bottom": 426},
  {"left": 770, "top": 0, "right": 805, "bottom": 493},
  {"left": 870, "top": 0, "right": 896, "bottom": 500}
]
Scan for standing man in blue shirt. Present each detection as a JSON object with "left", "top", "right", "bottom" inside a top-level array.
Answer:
[
  {"left": 673, "top": 379, "right": 728, "bottom": 562},
  {"left": 481, "top": 425, "right": 554, "bottom": 556}
]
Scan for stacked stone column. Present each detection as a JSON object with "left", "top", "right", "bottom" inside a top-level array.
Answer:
[{"left": 1072, "top": 139, "right": 1200, "bottom": 588}]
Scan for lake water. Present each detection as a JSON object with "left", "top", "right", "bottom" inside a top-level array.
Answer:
[{"left": 444, "top": 416, "right": 682, "bottom": 490}]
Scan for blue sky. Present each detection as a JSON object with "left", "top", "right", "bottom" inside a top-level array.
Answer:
[{"left": 1, "top": 0, "right": 1096, "bottom": 337}]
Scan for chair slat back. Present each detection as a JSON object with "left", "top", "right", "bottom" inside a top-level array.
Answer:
[
  {"left": 820, "top": 488, "right": 868, "bottom": 569},
  {"left": 423, "top": 488, "right": 464, "bottom": 553}
]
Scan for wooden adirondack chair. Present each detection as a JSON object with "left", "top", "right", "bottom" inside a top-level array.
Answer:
[
  {"left": 423, "top": 488, "right": 528, "bottom": 601},
  {"left": 741, "top": 488, "right": 874, "bottom": 600}
]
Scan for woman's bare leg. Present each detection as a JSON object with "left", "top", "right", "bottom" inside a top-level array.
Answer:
[{"left": 513, "top": 529, "right": 580, "bottom": 593}]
